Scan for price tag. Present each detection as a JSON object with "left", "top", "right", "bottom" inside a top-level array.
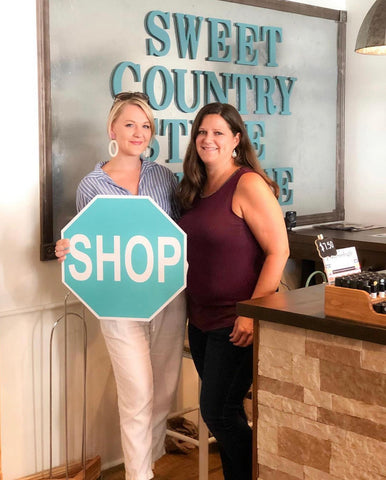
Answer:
[
  {"left": 323, "top": 247, "right": 361, "bottom": 284},
  {"left": 314, "top": 236, "right": 337, "bottom": 258}
]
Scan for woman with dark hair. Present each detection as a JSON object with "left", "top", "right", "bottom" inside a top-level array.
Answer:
[{"left": 178, "top": 102, "right": 289, "bottom": 479}]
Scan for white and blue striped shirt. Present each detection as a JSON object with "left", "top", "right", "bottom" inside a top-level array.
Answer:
[{"left": 76, "top": 160, "right": 180, "bottom": 220}]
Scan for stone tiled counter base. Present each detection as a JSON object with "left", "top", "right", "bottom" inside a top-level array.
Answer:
[{"left": 256, "top": 320, "right": 386, "bottom": 480}]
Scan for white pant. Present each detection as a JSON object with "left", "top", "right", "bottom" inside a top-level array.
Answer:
[{"left": 100, "top": 293, "right": 186, "bottom": 480}]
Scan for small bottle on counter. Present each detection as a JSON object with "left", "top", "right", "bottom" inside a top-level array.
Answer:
[
  {"left": 370, "top": 281, "right": 378, "bottom": 299},
  {"left": 334, "top": 272, "right": 386, "bottom": 299},
  {"left": 379, "top": 279, "right": 385, "bottom": 299},
  {"left": 362, "top": 280, "right": 371, "bottom": 295}
]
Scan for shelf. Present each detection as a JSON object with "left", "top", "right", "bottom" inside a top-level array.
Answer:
[{"left": 325, "top": 285, "right": 386, "bottom": 327}]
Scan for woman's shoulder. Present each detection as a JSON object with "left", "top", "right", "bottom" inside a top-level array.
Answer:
[
  {"left": 77, "top": 162, "right": 107, "bottom": 191},
  {"left": 143, "top": 159, "right": 171, "bottom": 173},
  {"left": 238, "top": 168, "right": 264, "bottom": 184},
  {"left": 236, "top": 169, "right": 273, "bottom": 197},
  {"left": 142, "top": 159, "right": 176, "bottom": 182}
]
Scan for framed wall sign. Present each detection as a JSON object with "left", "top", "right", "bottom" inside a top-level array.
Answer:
[{"left": 37, "top": 0, "right": 346, "bottom": 260}]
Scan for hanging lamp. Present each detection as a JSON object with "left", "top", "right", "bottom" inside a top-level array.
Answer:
[{"left": 355, "top": 0, "right": 386, "bottom": 55}]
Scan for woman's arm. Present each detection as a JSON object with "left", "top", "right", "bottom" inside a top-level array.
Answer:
[{"left": 230, "top": 172, "right": 290, "bottom": 347}]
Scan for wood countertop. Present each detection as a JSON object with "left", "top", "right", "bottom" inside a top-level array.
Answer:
[{"left": 237, "top": 284, "right": 386, "bottom": 345}]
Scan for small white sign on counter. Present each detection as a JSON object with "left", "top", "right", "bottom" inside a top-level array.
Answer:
[{"left": 323, "top": 247, "right": 361, "bottom": 284}]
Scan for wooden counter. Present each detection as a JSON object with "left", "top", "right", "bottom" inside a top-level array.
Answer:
[
  {"left": 237, "top": 284, "right": 386, "bottom": 345},
  {"left": 237, "top": 285, "right": 386, "bottom": 480},
  {"left": 288, "top": 226, "right": 386, "bottom": 271}
]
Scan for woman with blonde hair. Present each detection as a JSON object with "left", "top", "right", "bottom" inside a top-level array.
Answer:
[{"left": 56, "top": 92, "right": 186, "bottom": 480}]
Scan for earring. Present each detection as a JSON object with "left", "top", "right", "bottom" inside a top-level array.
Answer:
[
  {"left": 144, "top": 146, "right": 151, "bottom": 159},
  {"left": 232, "top": 149, "right": 237, "bottom": 158},
  {"left": 108, "top": 139, "right": 119, "bottom": 158}
]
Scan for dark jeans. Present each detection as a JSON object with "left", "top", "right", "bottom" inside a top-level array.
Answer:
[{"left": 188, "top": 323, "right": 253, "bottom": 480}]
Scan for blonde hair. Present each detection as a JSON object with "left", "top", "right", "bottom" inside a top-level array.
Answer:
[{"left": 107, "top": 92, "right": 155, "bottom": 141}]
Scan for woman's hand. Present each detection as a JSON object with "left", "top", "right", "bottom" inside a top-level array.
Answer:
[
  {"left": 229, "top": 316, "right": 254, "bottom": 347},
  {"left": 55, "top": 238, "right": 70, "bottom": 263}
]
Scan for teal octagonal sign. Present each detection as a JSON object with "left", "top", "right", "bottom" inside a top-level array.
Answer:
[{"left": 61, "top": 195, "right": 187, "bottom": 321}]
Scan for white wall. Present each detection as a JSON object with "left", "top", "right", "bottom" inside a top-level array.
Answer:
[
  {"left": 1, "top": 0, "right": 385, "bottom": 479},
  {"left": 0, "top": 5, "right": 122, "bottom": 477},
  {"left": 344, "top": 0, "right": 386, "bottom": 224}
]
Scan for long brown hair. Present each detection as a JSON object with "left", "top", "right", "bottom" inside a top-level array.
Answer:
[{"left": 177, "top": 102, "right": 279, "bottom": 210}]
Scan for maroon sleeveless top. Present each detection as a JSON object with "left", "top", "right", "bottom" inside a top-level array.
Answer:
[{"left": 178, "top": 167, "right": 265, "bottom": 331}]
